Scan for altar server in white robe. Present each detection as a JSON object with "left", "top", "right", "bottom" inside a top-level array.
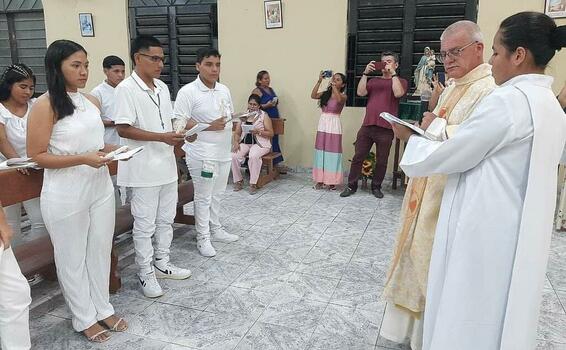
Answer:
[{"left": 392, "top": 11, "right": 566, "bottom": 350}]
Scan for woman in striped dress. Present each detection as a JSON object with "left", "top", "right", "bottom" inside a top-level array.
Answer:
[{"left": 310, "top": 72, "right": 346, "bottom": 190}]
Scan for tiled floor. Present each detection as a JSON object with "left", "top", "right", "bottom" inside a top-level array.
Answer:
[{"left": 28, "top": 173, "right": 566, "bottom": 349}]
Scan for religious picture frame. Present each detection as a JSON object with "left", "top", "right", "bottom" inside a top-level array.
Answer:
[
  {"left": 79, "top": 13, "right": 95, "bottom": 37},
  {"left": 545, "top": 0, "right": 566, "bottom": 18},
  {"left": 264, "top": 0, "right": 283, "bottom": 29}
]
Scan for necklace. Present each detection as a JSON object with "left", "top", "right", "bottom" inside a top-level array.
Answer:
[{"left": 69, "top": 92, "right": 86, "bottom": 112}]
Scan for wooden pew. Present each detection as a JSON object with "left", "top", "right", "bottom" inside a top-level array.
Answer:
[
  {"left": 0, "top": 152, "right": 194, "bottom": 293},
  {"left": 256, "top": 118, "right": 285, "bottom": 187}
]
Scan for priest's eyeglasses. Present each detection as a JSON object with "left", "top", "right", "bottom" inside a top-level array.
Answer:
[{"left": 438, "top": 41, "right": 478, "bottom": 62}]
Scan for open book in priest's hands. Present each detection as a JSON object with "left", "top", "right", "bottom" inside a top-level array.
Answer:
[{"left": 380, "top": 112, "right": 440, "bottom": 141}]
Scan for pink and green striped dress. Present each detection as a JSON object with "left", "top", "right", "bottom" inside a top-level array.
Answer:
[{"left": 313, "top": 97, "right": 345, "bottom": 185}]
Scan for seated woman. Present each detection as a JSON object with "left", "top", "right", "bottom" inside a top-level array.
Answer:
[
  {"left": 0, "top": 64, "right": 48, "bottom": 246},
  {"left": 231, "top": 94, "right": 274, "bottom": 194}
]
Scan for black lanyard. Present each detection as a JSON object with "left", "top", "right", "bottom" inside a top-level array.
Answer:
[
  {"left": 133, "top": 77, "right": 165, "bottom": 130},
  {"left": 146, "top": 92, "right": 165, "bottom": 130}
]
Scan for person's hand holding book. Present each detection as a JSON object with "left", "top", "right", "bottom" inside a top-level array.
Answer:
[{"left": 420, "top": 112, "right": 438, "bottom": 131}]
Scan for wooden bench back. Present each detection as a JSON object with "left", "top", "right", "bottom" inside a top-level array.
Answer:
[
  {"left": 272, "top": 118, "right": 285, "bottom": 135},
  {"left": 0, "top": 145, "right": 183, "bottom": 207}
]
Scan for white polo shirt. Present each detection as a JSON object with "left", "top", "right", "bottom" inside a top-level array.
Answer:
[
  {"left": 174, "top": 76, "right": 233, "bottom": 162},
  {"left": 114, "top": 71, "right": 178, "bottom": 187},
  {"left": 91, "top": 80, "right": 120, "bottom": 145}
]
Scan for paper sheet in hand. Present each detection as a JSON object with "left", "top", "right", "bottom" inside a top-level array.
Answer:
[
  {"left": 0, "top": 157, "right": 38, "bottom": 170},
  {"left": 241, "top": 124, "right": 255, "bottom": 135},
  {"left": 380, "top": 112, "right": 433, "bottom": 140},
  {"left": 103, "top": 146, "right": 129, "bottom": 160},
  {"left": 185, "top": 123, "right": 209, "bottom": 137},
  {"left": 229, "top": 111, "right": 260, "bottom": 123},
  {"left": 113, "top": 146, "right": 144, "bottom": 161}
]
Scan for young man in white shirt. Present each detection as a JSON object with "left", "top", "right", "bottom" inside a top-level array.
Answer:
[
  {"left": 114, "top": 35, "right": 191, "bottom": 298},
  {"left": 91, "top": 56, "right": 129, "bottom": 206},
  {"left": 90, "top": 55, "right": 125, "bottom": 145},
  {"left": 174, "top": 48, "right": 239, "bottom": 257}
]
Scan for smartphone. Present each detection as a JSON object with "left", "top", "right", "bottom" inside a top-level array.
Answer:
[
  {"left": 322, "top": 70, "right": 333, "bottom": 78},
  {"left": 373, "top": 61, "right": 386, "bottom": 70},
  {"left": 437, "top": 72, "right": 446, "bottom": 85}
]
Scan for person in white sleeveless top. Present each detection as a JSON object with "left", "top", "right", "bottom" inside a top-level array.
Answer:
[
  {"left": 0, "top": 201, "right": 31, "bottom": 350},
  {"left": 0, "top": 64, "right": 47, "bottom": 246},
  {"left": 114, "top": 35, "right": 191, "bottom": 298},
  {"left": 27, "top": 40, "right": 128, "bottom": 343}
]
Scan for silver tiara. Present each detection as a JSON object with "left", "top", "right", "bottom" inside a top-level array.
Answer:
[{"left": 1, "top": 64, "right": 30, "bottom": 83}]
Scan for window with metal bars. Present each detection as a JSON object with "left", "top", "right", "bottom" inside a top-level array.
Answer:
[
  {"left": 346, "top": 0, "right": 478, "bottom": 107},
  {"left": 128, "top": 0, "right": 217, "bottom": 99},
  {"left": 0, "top": 0, "right": 48, "bottom": 93}
]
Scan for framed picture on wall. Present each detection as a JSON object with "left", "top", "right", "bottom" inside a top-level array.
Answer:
[
  {"left": 545, "top": 0, "right": 566, "bottom": 18},
  {"left": 79, "top": 13, "right": 95, "bottom": 37},
  {"left": 264, "top": 0, "right": 283, "bottom": 29}
]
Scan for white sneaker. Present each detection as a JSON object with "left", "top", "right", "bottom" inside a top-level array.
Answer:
[
  {"left": 138, "top": 270, "right": 164, "bottom": 298},
  {"left": 197, "top": 237, "right": 217, "bottom": 257},
  {"left": 211, "top": 228, "right": 239, "bottom": 243},
  {"left": 154, "top": 261, "right": 192, "bottom": 280}
]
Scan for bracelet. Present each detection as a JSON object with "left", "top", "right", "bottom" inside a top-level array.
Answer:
[{"left": 391, "top": 74, "right": 397, "bottom": 77}]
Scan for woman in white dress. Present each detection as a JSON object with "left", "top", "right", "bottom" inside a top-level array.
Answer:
[
  {"left": 27, "top": 40, "right": 127, "bottom": 343},
  {"left": 0, "top": 64, "right": 47, "bottom": 245}
]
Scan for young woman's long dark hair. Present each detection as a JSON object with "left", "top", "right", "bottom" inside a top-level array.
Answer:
[
  {"left": 499, "top": 11, "right": 566, "bottom": 67},
  {"left": 45, "top": 40, "right": 87, "bottom": 120},
  {"left": 319, "top": 73, "right": 346, "bottom": 109},
  {"left": 0, "top": 63, "right": 35, "bottom": 102}
]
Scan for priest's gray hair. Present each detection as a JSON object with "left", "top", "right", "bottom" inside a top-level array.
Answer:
[{"left": 440, "top": 20, "right": 483, "bottom": 43}]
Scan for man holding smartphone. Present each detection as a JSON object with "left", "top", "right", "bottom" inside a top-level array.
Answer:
[{"left": 341, "top": 51, "right": 408, "bottom": 199}]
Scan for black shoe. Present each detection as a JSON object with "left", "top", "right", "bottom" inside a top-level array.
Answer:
[
  {"left": 372, "top": 188, "right": 384, "bottom": 199},
  {"left": 340, "top": 187, "right": 356, "bottom": 197}
]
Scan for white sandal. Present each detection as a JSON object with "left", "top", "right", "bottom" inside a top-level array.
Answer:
[
  {"left": 85, "top": 329, "right": 110, "bottom": 343},
  {"left": 104, "top": 317, "right": 128, "bottom": 332}
]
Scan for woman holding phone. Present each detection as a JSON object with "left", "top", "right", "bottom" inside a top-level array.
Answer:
[{"left": 310, "top": 71, "right": 347, "bottom": 190}]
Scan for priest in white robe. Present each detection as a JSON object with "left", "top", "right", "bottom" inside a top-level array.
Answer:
[
  {"left": 392, "top": 11, "right": 566, "bottom": 350},
  {"left": 381, "top": 21, "right": 496, "bottom": 350}
]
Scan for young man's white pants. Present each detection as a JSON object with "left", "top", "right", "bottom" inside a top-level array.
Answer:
[
  {"left": 41, "top": 170, "right": 116, "bottom": 332},
  {"left": 5, "top": 198, "right": 47, "bottom": 246},
  {"left": 130, "top": 181, "right": 177, "bottom": 274},
  {"left": 186, "top": 158, "right": 230, "bottom": 239},
  {"left": 0, "top": 246, "right": 31, "bottom": 350}
]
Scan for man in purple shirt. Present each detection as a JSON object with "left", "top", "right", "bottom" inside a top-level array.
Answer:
[{"left": 341, "top": 51, "right": 408, "bottom": 199}]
